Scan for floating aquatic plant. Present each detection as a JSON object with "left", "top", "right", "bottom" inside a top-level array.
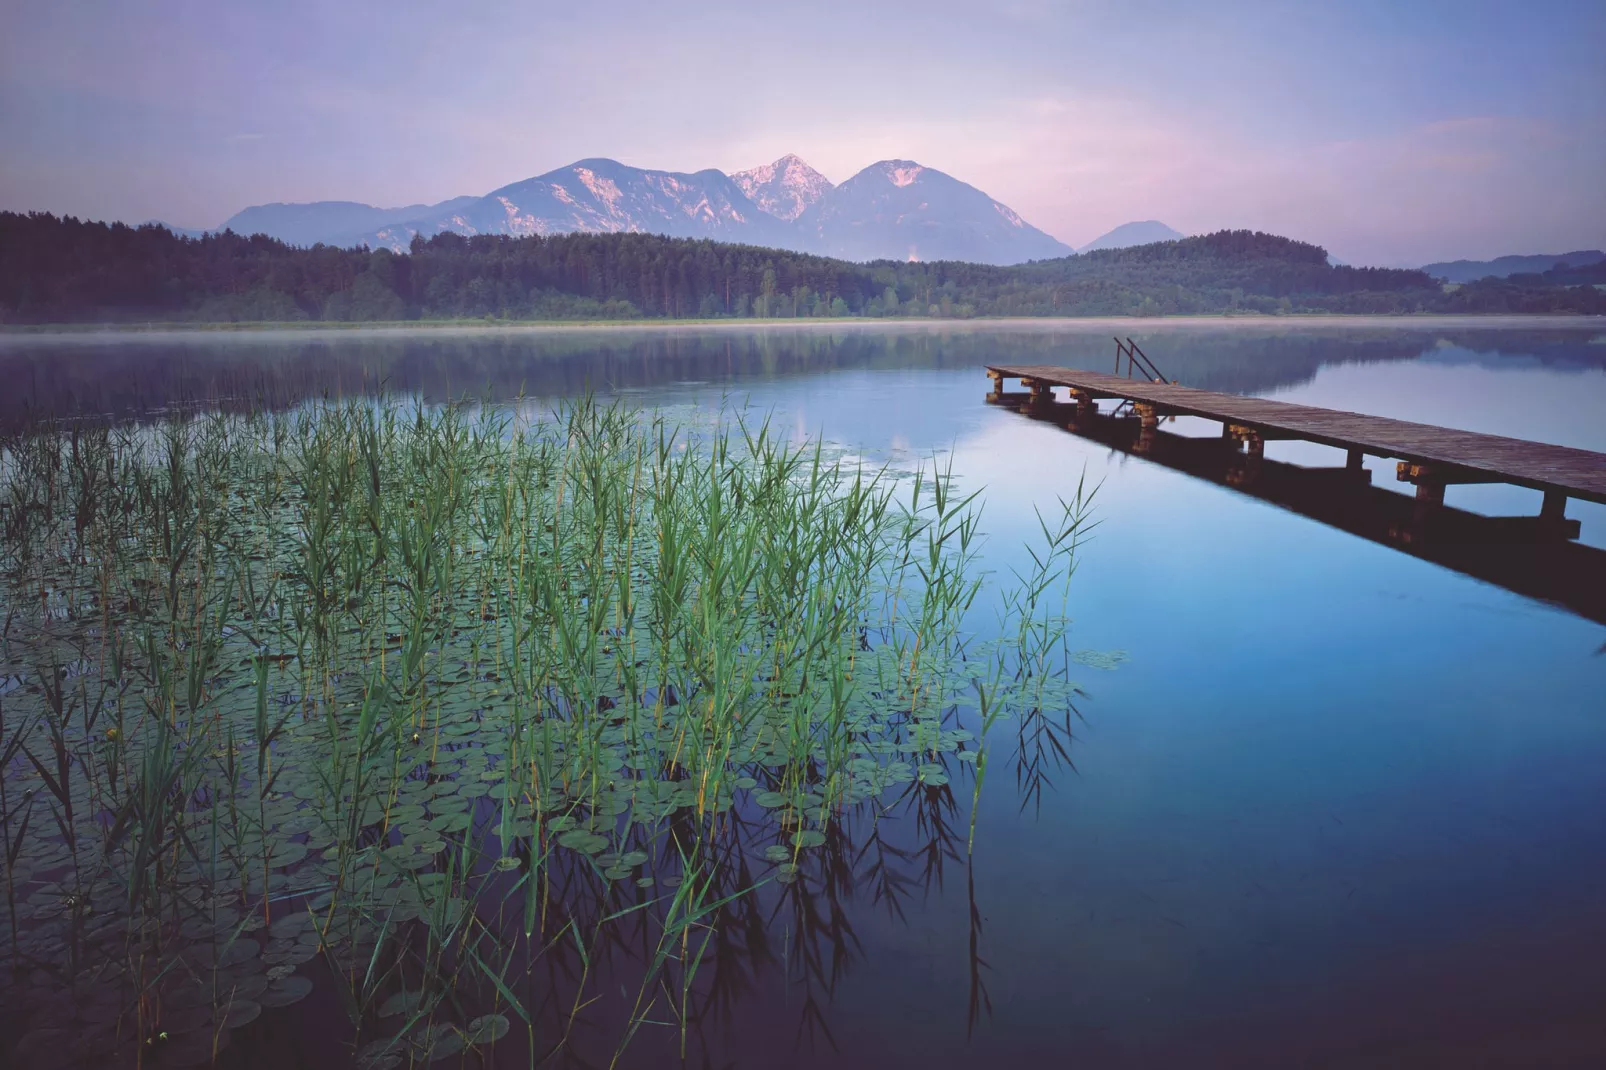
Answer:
[{"left": 0, "top": 395, "right": 1100, "bottom": 1068}]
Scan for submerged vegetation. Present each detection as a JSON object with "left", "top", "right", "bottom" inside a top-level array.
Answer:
[{"left": 0, "top": 397, "right": 1096, "bottom": 1067}]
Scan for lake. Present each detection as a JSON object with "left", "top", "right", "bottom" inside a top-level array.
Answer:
[{"left": 1, "top": 318, "right": 1604, "bottom": 1069}]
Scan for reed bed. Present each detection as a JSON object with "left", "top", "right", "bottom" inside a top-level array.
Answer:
[{"left": 0, "top": 396, "right": 1093, "bottom": 1068}]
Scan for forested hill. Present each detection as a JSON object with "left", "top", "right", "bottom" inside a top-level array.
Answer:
[{"left": 2, "top": 211, "right": 1602, "bottom": 324}]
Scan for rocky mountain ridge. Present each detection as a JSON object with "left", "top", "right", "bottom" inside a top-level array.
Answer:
[
  {"left": 730, "top": 154, "right": 833, "bottom": 222},
  {"left": 368, "top": 159, "right": 794, "bottom": 252},
  {"left": 219, "top": 154, "right": 1075, "bottom": 265}
]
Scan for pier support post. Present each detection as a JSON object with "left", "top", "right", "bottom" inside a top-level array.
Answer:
[
  {"left": 986, "top": 370, "right": 1004, "bottom": 400},
  {"left": 1131, "top": 403, "right": 1160, "bottom": 453},
  {"left": 1023, "top": 378, "right": 1055, "bottom": 409},
  {"left": 1226, "top": 452, "right": 1263, "bottom": 487},
  {"left": 1069, "top": 389, "right": 1096, "bottom": 420},
  {"left": 1223, "top": 423, "right": 1263, "bottom": 456},
  {"left": 1535, "top": 491, "right": 1582, "bottom": 538},
  {"left": 1397, "top": 462, "right": 1451, "bottom": 507},
  {"left": 1347, "top": 448, "right": 1365, "bottom": 473},
  {"left": 1397, "top": 461, "right": 1503, "bottom": 491}
]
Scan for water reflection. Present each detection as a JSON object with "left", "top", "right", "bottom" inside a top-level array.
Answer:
[
  {"left": 454, "top": 769, "right": 996, "bottom": 1067},
  {"left": 991, "top": 390, "right": 1606, "bottom": 626},
  {"left": 2, "top": 323, "right": 1603, "bottom": 429}
]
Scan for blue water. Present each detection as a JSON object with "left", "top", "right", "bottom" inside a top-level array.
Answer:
[
  {"left": 3, "top": 320, "right": 1604, "bottom": 1066},
  {"left": 645, "top": 327, "right": 1606, "bottom": 1064}
]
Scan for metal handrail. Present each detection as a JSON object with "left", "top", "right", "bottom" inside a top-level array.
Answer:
[
  {"left": 1126, "top": 338, "right": 1168, "bottom": 382},
  {"left": 1114, "top": 337, "right": 1171, "bottom": 383}
]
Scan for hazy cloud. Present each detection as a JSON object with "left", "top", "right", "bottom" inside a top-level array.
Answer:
[{"left": 1, "top": 0, "right": 1600, "bottom": 265}]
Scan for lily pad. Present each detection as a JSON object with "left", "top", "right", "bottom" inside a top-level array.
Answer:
[
  {"left": 466, "top": 1013, "right": 510, "bottom": 1044},
  {"left": 428, "top": 813, "right": 471, "bottom": 834},
  {"left": 220, "top": 999, "right": 261, "bottom": 1029},
  {"left": 557, "top": 829, "right": 608, "bottom": 855},
  {"left": 259, "top": 975, "right": 313, "bottom": 1008},
  {"left": 378, "top": 989, "right": 425, "bottom": 1018},
  {"left": 420, "top": 1025, "right": 465, "bottom": 1063},
  {"left": 221, "top": 973, "right": 269, "bottom": 1001},
  {"left": 269, "top": 842, "right": 309, "bottom": 868},
  {"left": 356, "top": 1039, "right": 403, "bottom": 1070},
  {"left": 216, "top": 940, "right": 260, "bottom": 967}
]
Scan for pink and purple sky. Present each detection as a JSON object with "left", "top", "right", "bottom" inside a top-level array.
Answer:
[{"left": 1, "top": 0, "right": 1602, "bottom": 266}]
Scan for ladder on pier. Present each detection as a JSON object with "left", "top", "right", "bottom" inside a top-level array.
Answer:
[
  {"left": 1114, "top": 337, "right": 1172, "bottom": 383},
  {"left": 1111, "top": 337, "right": 1173, "bottom": 419}
]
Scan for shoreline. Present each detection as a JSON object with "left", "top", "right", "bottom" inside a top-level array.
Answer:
[{"left": 0, "top": 312, "right": 1601, "bottom": 345}]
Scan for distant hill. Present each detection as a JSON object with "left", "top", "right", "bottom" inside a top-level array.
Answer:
[
  {"left": 1421, "top": 249, "right": 1606, "bottom": 283},
  {"left": 1501, "top": 258, "right": 1606, "bottom": 288},
  {"left": 1078, "top": 220, "right": 1185, "bottom": 253},
  {"left": 221, "top": 197, "right": 479, "bottom": 248},
  {"left": 145, "top": 220, "right": 209, "bottom": 240},
  {"left": 217, "top": 154, "right": 1072, "bottom": 266}
]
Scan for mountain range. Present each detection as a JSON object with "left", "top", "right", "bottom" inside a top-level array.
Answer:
[
  {"left": 1419, "top": 249, "right": 1606, "bottom": 283},
  {"left": 222, "top": 197, "right": 479, "bottom": 249},
  {"left": 208, "top": 155, "right": 1162, "bottom": 266},
  {"left": 174, "top": 159, "right": 1606, "bottom": 275}
]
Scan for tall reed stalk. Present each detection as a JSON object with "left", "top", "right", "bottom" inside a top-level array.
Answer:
[{"left": 0, "top": 395, "right": 1100, "bottom": 1068}]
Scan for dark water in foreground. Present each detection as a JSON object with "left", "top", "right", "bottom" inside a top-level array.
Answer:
[{"left": 3, "top": 321, "right": 1605, "bottom": 1068}]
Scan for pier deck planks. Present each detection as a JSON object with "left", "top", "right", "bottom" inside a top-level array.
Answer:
[{"left": 986, "top": 365, "right": 1606, "bottom": 505}]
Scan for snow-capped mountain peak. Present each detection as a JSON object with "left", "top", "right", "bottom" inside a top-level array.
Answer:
[
  {"left": 796, "top": 159, "right": 1073, "bottom": 264},
  {"left": 730, "top": 154, "right": 834, "bottom": 222},
  {"left": 361, "top": 158, "right": 791, "bottom": 251},
  {"left": 875, "top": 160, "right": 926, "bottom": 188},
  {"left": 225, "top": 154, "right": 1075, "bottom": 266}
]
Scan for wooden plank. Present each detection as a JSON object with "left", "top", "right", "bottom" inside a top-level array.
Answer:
[{"left": 986, "top": 365, "right": 1606, "bottom": 505}]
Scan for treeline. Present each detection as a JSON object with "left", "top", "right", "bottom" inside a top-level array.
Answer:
[{"left": 2, "top": 211, "right": 1603, "bottom": 324}]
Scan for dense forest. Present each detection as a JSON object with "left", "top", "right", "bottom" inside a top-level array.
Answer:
[{"left": 2, "top": 211, "right": 1603, "bottom": 324}]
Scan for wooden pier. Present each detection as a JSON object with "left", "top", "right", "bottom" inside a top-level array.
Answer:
[
  {"left": 997, "top": 392, "right": 1606, "bottom": 626},
  {"left": 986, "top": 365, "right": 1606, "bottom": 524}
]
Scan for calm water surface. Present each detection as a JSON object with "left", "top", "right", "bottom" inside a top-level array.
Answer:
[{"left": 3, "top": 321, "right": 1604, "bottom": 1068}]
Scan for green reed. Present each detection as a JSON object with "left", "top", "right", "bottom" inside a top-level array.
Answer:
[{"left": 0, "top": 394, "right": 1098, "bottom": 1069}]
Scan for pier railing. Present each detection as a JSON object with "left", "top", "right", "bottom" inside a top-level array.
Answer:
[{"left": 1115, "top": 337, "right": 1170, "bottom": 383}]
